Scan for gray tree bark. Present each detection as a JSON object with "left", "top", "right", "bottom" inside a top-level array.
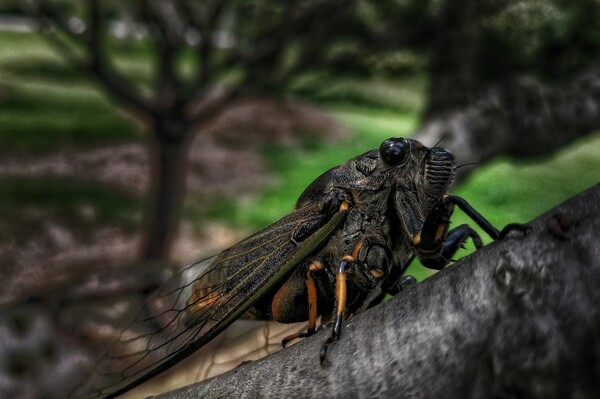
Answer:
[
  {"left": 157, "top": 183, "right": 600, "bottom": 399},
  {"left": 415, "top": 68, "right": 600, "bottom": 183}
]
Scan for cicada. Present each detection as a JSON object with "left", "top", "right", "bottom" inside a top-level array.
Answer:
[{"left": 73, "top": 137, "right": 522, "bottom": 398}]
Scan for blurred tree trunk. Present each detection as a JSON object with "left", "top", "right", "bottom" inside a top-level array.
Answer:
[
  {"left": 423, "top": 0, "right": 482, "bottom": 120},
  {"left": 414, "top": 67, "right": 600, "bottom": 183},
  {"left": 144, "top": 121, "right": 189, "bottom": 261}
]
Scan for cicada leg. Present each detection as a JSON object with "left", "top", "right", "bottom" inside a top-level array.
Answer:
[
  {"left": 420, "top": 224, "right": 482, "bottom": 270},
  {"left": 320, "top": 251, "right": 356, "bottom": 365},
  {"left": 446, "top": 195, "right": 530, "bottom": 239},
  {"left": 386, "top": 274, "right": 417, "bottom": 296},
  {"left": 417, "top": 195, "right": 529, "bottom": 270},
  {"left": 281, "top": 260, "right": 324, "bottom": 347}
]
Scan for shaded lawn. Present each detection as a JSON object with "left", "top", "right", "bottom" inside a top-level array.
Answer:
[
  {"left": 0, "top": 31, "right": 141, "bottom": 153},
  {"left": 0, "top": 84, "right": 139, "bottom": 152}
]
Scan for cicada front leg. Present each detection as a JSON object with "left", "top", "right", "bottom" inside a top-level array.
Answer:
[
  {"left": 319, "top": 238, "right": 398, "bottom": 364},
  {"left": 320, "top": 253, "right": 354, "bottom": 365},
  {"left": 416, "top": 195, "right": 529, "bottom": 270}
]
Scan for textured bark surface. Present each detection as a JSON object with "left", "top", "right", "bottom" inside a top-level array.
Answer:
[
  {"left": 415, "top": 68, "right": 600, "bottom": 182},
  {"left": 158, "top": 183, "right": 600, "bottom": 399}
]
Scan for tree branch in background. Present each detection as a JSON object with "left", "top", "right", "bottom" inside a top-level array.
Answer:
[
  {"left": 414, "top": 67, "right": 600, "bottom": 182},
  {"left": 176, "top": 0, "right": 227, "bottom": 88},
  {"left": 157, "top": 183, "right": 600, "bottom": 399},
  {"left": 35, "top": 0, "right": 157, "bottom": 116}
]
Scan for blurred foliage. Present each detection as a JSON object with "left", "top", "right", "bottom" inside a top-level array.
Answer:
[
  {"left": 276, "top": 0, "right": 599, "bottom": 81},
  {"left": 365, "top": 50, "right": 428, "bottom": 77},
  {"left": 2, "top": 0, "right": 598, "bottom": 83},
  {"left": 479, "top": 0, "right": 600, "bottom": 80},
  {"left": 289, "top": 73, "right": 427, "bottom": 112}
]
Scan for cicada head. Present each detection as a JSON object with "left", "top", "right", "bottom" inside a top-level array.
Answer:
[
  {"left": 377, "top": 137, "right": 455, "bottom": 241},
  {"left": 297, "top": 137, "right": 454, "bottom": 210},
  {"left": 379, "top": 137, "right": 455, "bottom": 206},
  {"left": 379, "top": 137, "right": 454, "bottom": 205}
]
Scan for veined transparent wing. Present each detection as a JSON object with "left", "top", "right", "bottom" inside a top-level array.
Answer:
[{"left": 71, "top": 198, "right": 348, "bottom": 399}]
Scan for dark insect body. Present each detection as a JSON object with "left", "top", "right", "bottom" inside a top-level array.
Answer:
[{"left": 73, "top": 137, "right": 523, "bottom": 398}]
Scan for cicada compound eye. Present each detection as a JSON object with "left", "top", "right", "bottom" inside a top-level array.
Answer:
[{"left": 380, "top": 137, "right": 409, "bottom": 166}]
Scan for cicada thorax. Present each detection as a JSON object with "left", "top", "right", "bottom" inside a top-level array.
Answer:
[{"left": 323, "top": 195, "right": 414, "bottom": 314}]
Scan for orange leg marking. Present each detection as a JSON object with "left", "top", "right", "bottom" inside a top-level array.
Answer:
[
  {"left": 320, "top": 253, "right": 354, "bottom": 364},
  {"left": 306, "top": 261, "right": 324, "bottom": 334},
  {"left": 282, "top": 260, "right": 324, "bottom": 347},
  {"left": 335, "top": 242, "right": 363, "bottom": 320},
  {"left": 351, "top": 241, "right": 363, "bottom": 261},
  {"left": 335, "top": 255, "right": 353, "bottom": 319},
  {"left": 340, "top": 200, "right": 350, "bottom": 212}
]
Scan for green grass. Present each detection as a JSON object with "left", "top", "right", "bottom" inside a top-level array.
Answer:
[
  {"left": 0, "top": 31, "right": 140, "bottom": 153},
  {"left": 0, "top": 81, "right": 139, "bottom": 151},
  {"left": 290, "top": 72, "right": 427, "bottom": 113},
  {"left": 0, "top": 30, "right": 65, "bottom": 64},
  {"left": 455, "top": 133, "right": 600, "bottom": 226}
]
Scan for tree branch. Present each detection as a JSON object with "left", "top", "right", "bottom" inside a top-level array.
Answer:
[
  {"left": 157, "top": 183, "right": 600, "bottom": 399},
  {"left": 34, "top": 0, "right": 157, "bottom": 116},
  {"left": 184, "top": 86, "right": 243, "bottom": 127},
  {"left": 414, "top": 67, "right": 600, "bottom": 182},
  {"left": 176, "top": 0, "right": 227, "bottom": 88},
  {"left": 86, "top": 0, "right": 158, "bottom": 116}
]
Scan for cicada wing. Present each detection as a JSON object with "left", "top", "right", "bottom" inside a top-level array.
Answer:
[{"left": 72, "top": 199, "right": 347, "bottom": 399}]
